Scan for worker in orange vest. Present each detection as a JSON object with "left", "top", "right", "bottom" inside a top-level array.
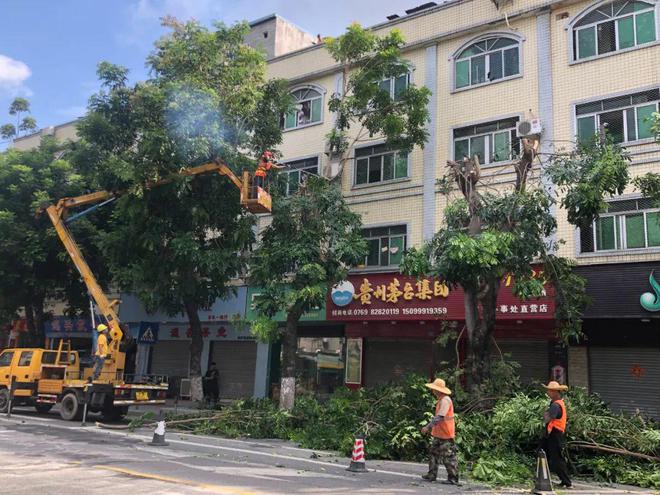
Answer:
[
  {"left": 253, "top": 150, "right": 284, "bottom": 190},
  {"left": 542, "top": 380, "right": 572, "bottom": 489},
  {"left": 420, "top": 378, "right": 460, "bottom": 485}
]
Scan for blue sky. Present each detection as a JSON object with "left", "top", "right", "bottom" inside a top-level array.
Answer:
[{"left": 0, "top": 0, "right": 405, "bottom": 141}]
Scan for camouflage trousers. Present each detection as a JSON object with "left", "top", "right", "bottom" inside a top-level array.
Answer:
[{"left": 427, "top": 438, "right": 459, "bottom": 482}]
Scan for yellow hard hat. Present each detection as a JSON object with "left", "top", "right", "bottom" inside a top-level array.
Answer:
[{"left": 97, "top": 324, "right": 108, "bottom": 332}]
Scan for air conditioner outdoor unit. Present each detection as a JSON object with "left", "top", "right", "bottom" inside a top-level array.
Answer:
[
  {"left": 516, "top": 118, "right": 542, "bottom": 137},
  {"left": 179, "top": 378, "right": 192, "bottom": 399}
]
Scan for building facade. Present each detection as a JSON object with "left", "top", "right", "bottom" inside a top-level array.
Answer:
[{"left": 265, "top": 0, "right": 660, "bottom": 416}]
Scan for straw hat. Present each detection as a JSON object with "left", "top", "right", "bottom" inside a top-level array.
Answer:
[
  {"left": 542, "top": 381, "right": 568, "bottom": 392},
  {"left": 425, "top": 378, "right": 452, "bottom": 395}
]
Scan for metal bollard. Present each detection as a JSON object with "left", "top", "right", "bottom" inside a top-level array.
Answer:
[
  {"left": 81, "top": 384, "right": 91, "bottom": 427},
  {"left": 6, "top": 376, "right": 16, "bottom": 418}
]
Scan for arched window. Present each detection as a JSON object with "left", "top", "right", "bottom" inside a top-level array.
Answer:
[
  {"left": 281, "top": 86, "right": 323, "bottom": 130},
  {"left": 454, "top": 36, "right": 521, "bottom": 89},
  {"left": 572, "top": 0, "right": 657, "bottom": 60}
]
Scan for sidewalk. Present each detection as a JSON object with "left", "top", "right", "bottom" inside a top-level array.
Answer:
[{"left": 128, "top": 398, "right": 234, "bottom": 417}]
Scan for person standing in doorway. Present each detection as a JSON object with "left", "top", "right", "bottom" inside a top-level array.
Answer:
[
  {"left": 91, "top": 324, "right": 109, "bottom": 381},
  {"left": 203, "top": 361, "right": 220, "bottom": 403},
  {"left": 541, "top": 380, "right": 572, "bottom": 489},
  {"left": 420, "top": 378, "right": 460, "bottom": 486}
]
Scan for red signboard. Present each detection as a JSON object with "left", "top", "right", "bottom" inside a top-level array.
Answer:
[{"left": 327, "top": 273, "right": 554, "bottom": 321}]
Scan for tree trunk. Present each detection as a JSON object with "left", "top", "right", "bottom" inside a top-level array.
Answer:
[
  {"left": 184, "top": 300, "right": 204, "bottom": 402},
  {"left": 463, "top": 279, "right": 500, "bottom": 394},
  {"left": 279, "top": 308, "right": 302, "bottom": 410},
  {"left": 33, "top": 293, "right": 46, "bottom": 348},
  {"left": 23, "top": 297, "right": 37, "bottom": 347}
]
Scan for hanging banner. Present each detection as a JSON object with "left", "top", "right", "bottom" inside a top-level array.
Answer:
[{"left": 327, "top": 272, "right": 554, "bottom": 321}]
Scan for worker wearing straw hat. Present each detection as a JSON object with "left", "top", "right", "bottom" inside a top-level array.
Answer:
[
  {"left": 541, "top": 380, "right": 572, "bottom": 489},
  {"left": 420, "top": 378, "right": 460, "bottom": 485}
]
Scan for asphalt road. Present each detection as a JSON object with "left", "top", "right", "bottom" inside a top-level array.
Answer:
[{"left": 0, "top": 407, "right": 653, "bottom": 495}]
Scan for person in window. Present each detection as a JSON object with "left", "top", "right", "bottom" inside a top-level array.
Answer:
[
  {"left": 541, "top": 381, "right": 572, "bottom": 489},
  {"left": 203, "top": 361, "right": 220, "bottom": 403},
  {"left": 254, "top": 150, "right": 284, "bottom": 190},
  {"left": 420, "top": 378, "right": 460, "bottom": 485}
]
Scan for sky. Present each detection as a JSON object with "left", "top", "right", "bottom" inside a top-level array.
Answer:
[{"left": 0, "top": 0, "right": 407, "bottom": 142}]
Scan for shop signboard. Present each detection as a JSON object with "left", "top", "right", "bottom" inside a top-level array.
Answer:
[
  {"left": 45, "top": 316, "right": 94, "bottom": 338},
  {"left": 160, "top": 322, "right": 255, "bottom": 341},
  {"left": 327, "top": 272, "right": 554, "bottom": 321},
  {"left": 245, "top": 286, "right": 326, "bottom": 322}
]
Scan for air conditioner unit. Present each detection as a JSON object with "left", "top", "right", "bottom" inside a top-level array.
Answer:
[
  {"left": 516, "top": 118, "right": 542, "bottom": 137},
  {"left": 179, "top": 378, "right": 192, "bottom": 399}
]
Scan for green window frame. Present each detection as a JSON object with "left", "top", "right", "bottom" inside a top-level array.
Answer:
[
  {"left": 589, "top": 205, "right": 660, "bottom": 252},
  {"left": 453, "top": 118, "right": 520, "bottom": 165},
  {"left": 379, "top": 73, "right": 410, "bottom": 101},
  {"left": 576, "top": 90, "right": 659, "bottom": 144},
  {"left": 281, "top": 87, "right": 324, "bottom": 130},
  {"left": 361, "top": 225, "right": 407, "bottom": 267},
  {"left": 574, "top": 1, "right": 656, "bottom": 60},
  {"left": 354, "top": 145, "right": 409, "bottom": 186},
  {"left": 283, "top": 157, "right": 318, "bottom": 196},
  {"left": 454, "top": 37, "right": 520, "bottom": 89}
]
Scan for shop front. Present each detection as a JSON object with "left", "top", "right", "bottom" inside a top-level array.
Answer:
[
  {"left": 246, "top": 286, "right": 345, "bottom": 398},
  {"left": 573, "top": 262, "right": 660, "bottom": 419},
  {"left": 120, "top": 287, "right": 268, "bottom": 399},
  {"left": 328, "top": 272, "right": 558, "bottom": 388}
]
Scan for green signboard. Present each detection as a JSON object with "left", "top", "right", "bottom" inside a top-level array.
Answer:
[{"left": 245, "top": 286, "right": 326, "bottom": 322}]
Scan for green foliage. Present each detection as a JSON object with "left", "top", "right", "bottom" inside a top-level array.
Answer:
[
  {"left": 1, "top": 124, "right": 16, "bottom": 140},
  {"left": 546, "top": 139, "right": 630, "bottom": 228},
  {"left": 325, "top": 23, "right": 431, "bottom": 154},
  {"left": 0, "top": 137, "right": 100, "bottom": 341},
  {"left": 8, "top": 97, "right": 30, "bottom": 116},
  {"left": 250, "top": 316, "right": 280, "bottom": 343},
  {"left": 2, "top": 97, "right": 36, "bottom": 140},
  {"left": 250, "top": 175, "right": 368, "bottom": 320},
  {"left": 172, "top": 374, "right": 658, "bottom": 489},
  {"left": 633, "top": 172, "right": 660, "bottom": 207},
  {"left": 18, "top": 116, "right": 37, "bottom": 134}
]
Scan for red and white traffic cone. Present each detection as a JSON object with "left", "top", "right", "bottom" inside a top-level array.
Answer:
[{"left": 346, "top": 435, "right": 368, "bottom": 473}]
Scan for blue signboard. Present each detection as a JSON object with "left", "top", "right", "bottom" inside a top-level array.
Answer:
[
  {"left": 137, "top": 322, "right": 159, "bottom": 344},
  {"left": 45, "top": 316, "right": 93, "bottom": 338}
]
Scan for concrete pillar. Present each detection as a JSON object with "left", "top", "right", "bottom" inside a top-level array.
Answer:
[
  {"left": 568, "top": 346, "right": 589, "bottom": 390},
  {"left": 422, "top": 44, "right": 438, "bottom": 241},
  {"left": 253, "top": 342, "right": 270, "bottom": 398}
]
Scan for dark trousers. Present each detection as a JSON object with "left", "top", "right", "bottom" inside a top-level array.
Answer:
[
  {"left": 542, "top": 429, "right": 571, "bottom": 486},
  {"left": 92, "top": 356, "right": 105, "bottom": 381}
]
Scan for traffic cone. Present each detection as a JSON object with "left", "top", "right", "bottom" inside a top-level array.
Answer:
[
  {"left": 532, "top": 449, "right": 555, "bottom": 495},
  {"left": 346, "top": 435, "right": 368, "bottom": 473},
  {"left": 149, "top": 418, "right": 169, "bottom": 447}
]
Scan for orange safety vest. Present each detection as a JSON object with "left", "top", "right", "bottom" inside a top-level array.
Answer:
[
  {"left": 431, "top": 397, "right": 455, "bottom": 440},
  {"left": 547, "top": 399, "right": 567, "bottom": 434},
  {"left": 255, "top": 160, "right": 271, "bottom": 177}
]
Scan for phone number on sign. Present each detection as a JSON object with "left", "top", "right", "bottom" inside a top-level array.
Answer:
[{"left": 401, "top": 307, "right": 448, "bottom": 315}]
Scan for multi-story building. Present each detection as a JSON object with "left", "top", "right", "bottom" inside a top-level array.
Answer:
[{"left": 266, "top": 0, "right": 660, "bottom": 417}]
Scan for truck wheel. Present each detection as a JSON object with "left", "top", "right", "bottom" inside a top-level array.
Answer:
[
  {"left": 60, "top": 392, "right": 82, "bottom": 421},
  {"left": 35, "top": 404, "right": 54, "bottom": 414},
  {"left": 102, "top": 406, "right": 129, "bottom": 422},
  {"left": 0, "top": 389, "right": 9, "bottom": 413}
]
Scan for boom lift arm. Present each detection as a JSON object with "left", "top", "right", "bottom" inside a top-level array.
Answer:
[{"left": 41, "top": 159, "right": 272, "bottom": 377}]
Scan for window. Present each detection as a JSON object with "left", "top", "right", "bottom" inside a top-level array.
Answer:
[
  {"left": 455, "top": 36, "right": 520, "bottom": 89},
  {"left": 281, "top": 87, "right": 323, "bottom": 130},
  {"left": 354, "top": 144, "right": 408, "bottom": 185},
  {"left": 282, "top": 157, "right": 318, "bottom": 196},
  {"left": 361, "top": 225, "right": 407, "bottom": 267},
  {"left": 0, "top": 351, "right": 14, "bottom": 367},
  {"left": 296, "top": 337, "right": 345, "bottom": 396},
  {"left": 453, "top": 117, "right": 520, "bottom": 164},
  {"left": 576, "top": 89, "right": 659, "bottom": 143},
  {"left": 573, "top": 0, "right": 656, "bottom": 60},
  {"left": 18, "top": 351, "right": 33, "bottom": 367},
  {"left": 580, "top": 197, "right": 660, "bottom": 252},
  {"left": 378, "top": 73, "right": 410, "bottom": 101}
]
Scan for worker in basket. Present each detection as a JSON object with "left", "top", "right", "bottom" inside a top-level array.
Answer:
[{"left": 253, "top": 150, "right": 284, "bottom": 191}]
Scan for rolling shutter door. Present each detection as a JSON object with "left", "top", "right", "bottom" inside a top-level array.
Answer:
[
  {"left": 495, "top": 339, "right": 549, "bottom": 385},
  {"left": 590, "top": 347, "right": 660, "bottom": 419},
  {"left": 150, "top": 341, "right": 190, "bottom": 378},
  {"left": 211, "top": 341, "right": 257, "bottom": 399},
  {"left": 364, "top": 339, "right": 439, "bottom": 387}
]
